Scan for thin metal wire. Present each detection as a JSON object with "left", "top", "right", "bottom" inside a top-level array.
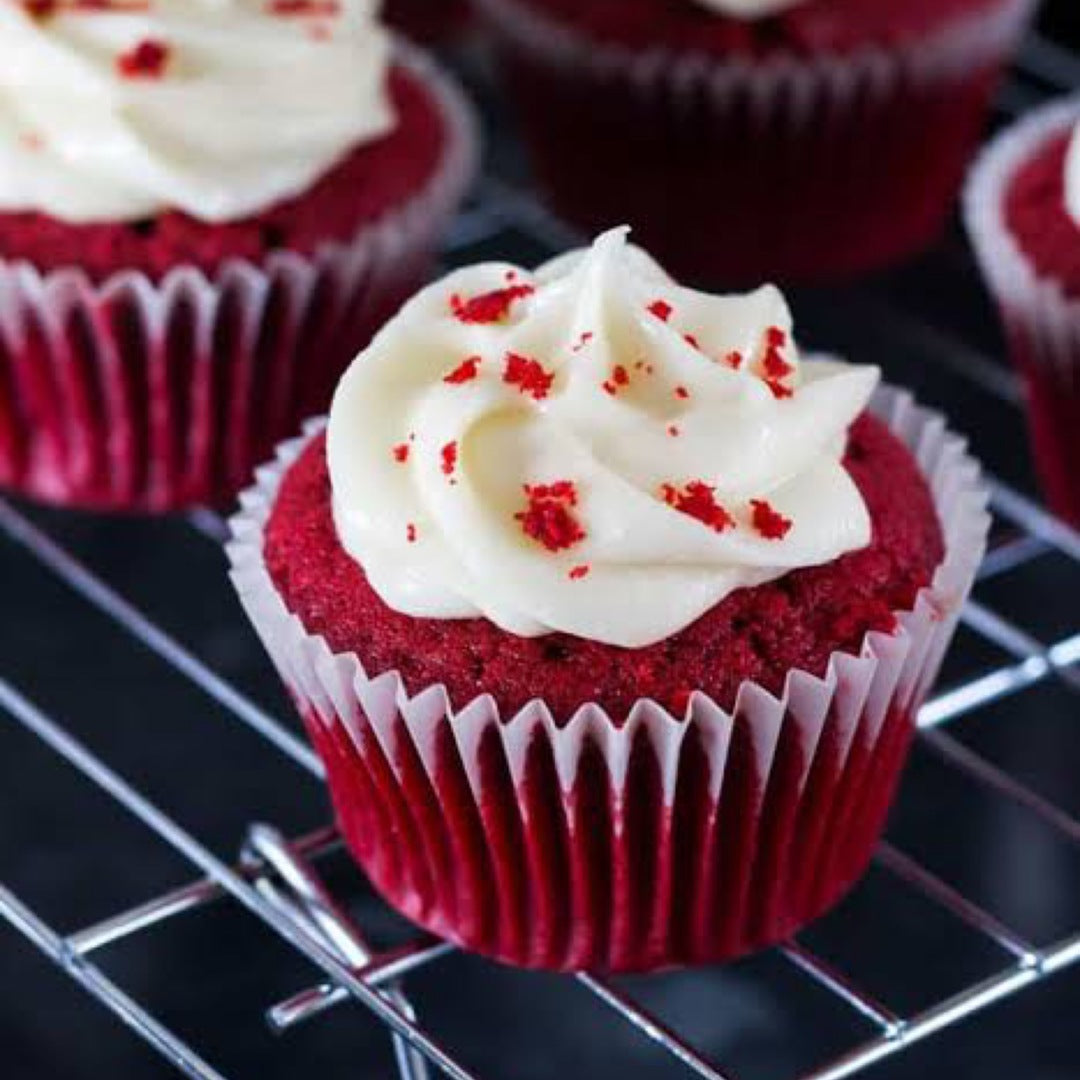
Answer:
[
  {"left": 0, "top": 497, "right": 324, "bottom": 779},
  {"left": 780, "top": 944, "right": 904, "bottom": 1035},
  {"left": 874, "top": 843, "right": 1039, "bottom": 964},
  {"left": 0, "top": 882, "right": 230, "bottom": 1080},
  {"left": 576, "top": 975, "right": 740, "bottom": 1080},
  {"left": 69, "top": 827, "right": 341, "bottom": 956},
  {"left": 0, "top": 675, "right": 482, "bottom": 1080}
]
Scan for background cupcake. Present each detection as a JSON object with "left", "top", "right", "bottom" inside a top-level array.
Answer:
[
  {"left": 0, "top": 0, "right": 477, "bottom": 513},
  {"left": 965, "top": 95, "right": 1080, "bottom": 528},
  {"left": 229, "top": 230, "right": 989, "bottom": 973},
  {"left": 472, "top": 0, "right": 1034, "bottom": 286}
]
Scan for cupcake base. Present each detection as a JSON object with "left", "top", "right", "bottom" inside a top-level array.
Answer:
[
  {"left": 0, "top": 47, "right": 478, "bottom": 513},
  {"left": 965, "top": 95, "right": 1080, "bottom": 528},
  {"left": 228, "top": 386, "right": 988, "bottom": 973},
  {"left": 475, "top": 0, "right": 1033, "bottom": 286}
]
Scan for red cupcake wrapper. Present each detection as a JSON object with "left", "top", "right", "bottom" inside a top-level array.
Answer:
[
  {"left": 964, "top": 95, "right": 1080, "bottom": 528},
  {"left": 228, "top": 385, "right": 988, "bottom": 973},
  {"left": 473, "top": 0, "right": 1033, "bottom": 284},
  {"left": 0, "top": 44, "right": 478, "bottom": 513}
]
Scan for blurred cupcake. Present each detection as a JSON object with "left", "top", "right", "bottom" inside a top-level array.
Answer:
[
  {"left": 473, "top": 0, "right": 1033, "bottom": 285},
  {"left": 229, "top": 228, "right": 988, "bottom": 972},
  {"left": 0, "top": 0, "right": 477, "bottom": 512},
  {"left": 385, "top": 0, "right": 474, "bottom": 44},
  {"left": 965, "top": 96, "right": 1080, "bottom": 528}
]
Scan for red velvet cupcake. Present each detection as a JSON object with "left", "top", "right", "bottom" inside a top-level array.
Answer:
[
  {"left": 228, "top": 231, "right": 989, "bottom": 972},
  {"left": 473, "top": 0, "right": 1033, "bottom": 285},
  {"left": 965, "top": 97, "right": 1080, "bottom": 528},
  {"left": 0, "top": 3, "right": 477, "bottom": 512}
]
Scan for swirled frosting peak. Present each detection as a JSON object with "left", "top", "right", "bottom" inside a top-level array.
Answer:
[
  {"left": 328, "top": 228, "right": 880, "bottom": 649},
  {"left": 0, "top": 0, "right": 394, "bottom": 223},
  {"left": 690, "top": 0, "right": 806, "bottom": 18}
]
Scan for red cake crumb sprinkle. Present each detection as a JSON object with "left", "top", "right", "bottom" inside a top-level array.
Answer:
[
  {"left": 572, "top": 331, "right": 594, "bottom": 353},
  {"left": 662, "top": 482, "right": 735, "bottom": 534},
  {"left": 766, "top": 326, "right": 787, "bottom": 349},
  {"left": 117, "top": 39, "right": 170, "bottom": 79},
  {"left": 674, "top": 385, "right": 690, "bottom": 400},
  {"left": 451, "top": 284, "right": 534, "bottom": 325},
  {"left": 568, "top": 564, "right": 591, "bottom": 581},
  {"left": 392, "top": 443, "right": 410, "bottom": 464},
  {"left": 406, "top": 523, "right": 417, "bottom": 543},
  {"left": 503, "top": 352, "right": 554, "bottom": 401},
  {"left": 266, "top": 0, "right": 341, "bottom": 14},
  {"left": 751, "top": 499, "right": 793, "bottom": 540},
  {"left": 683, "top": 333, "right": 701, "bottom": 349},
  {"left": 648, "top": 299, "right": 673, "bottom": 322},
  {"left": 516, "top": 482, "right": 585, "bottom": 552},
  {"left": 443, "top": 356, "right": 481, "bottom": 385},
  {"left": 440, "top": 441, "right": 458, "bottom": 477},
  {"left": 765, "top": 380, "right": 794, "bottom": 400},
  {"left": 668, "top": 425, "right": 681, "bottom": 437},
  {"left": 725, "top": 351, "right": 744, "bottom": 370}
]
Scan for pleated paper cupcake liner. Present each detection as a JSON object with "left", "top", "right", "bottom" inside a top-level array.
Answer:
[
  {"left": 227, "top": 384, "right": 989, "bottom": 973},
  {"left": 0, "top": 44, "right": 479, "bottom": 514},
  {"left": 473, "top": 0, "right": 1033, "bottom": 284},
  {"left": 964, "top": 94, "right": 1080, "bottom": 527}
]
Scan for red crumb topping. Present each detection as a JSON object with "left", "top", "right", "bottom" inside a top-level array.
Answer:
[
  {"left": 392, "top": 443, "right": 410, "bottom": 464},
  {"left": 116, "top": 39, "right": 170, "bottom": 79},
  {"left": 568, "top": 565, "right": 591, "bottom": 581},
  {"left": 451, "top": 284, "right": 535, "bottom": 325},
  {"left": 440, "top": 441, "right": 458, "bottom": 477},
  {"left": 667, "top": 425, "right": 681, "bottom": 437},
  {"left": 603, "top": 364, "right": 631, "bottom": 392},
  {"left": 572, "top": 331, "right": 594, "bottom": 353},
  {"left": 662, "top": 482, "right": 735, "bottom": 534},
  {"left": 674, "top": 385, "right": 690, "bottom": 400},
  {"left": 684, "top": 333, "right": 701, "bottom": 349},
  {"left": 516, "top": 482, "right": 586, "bottom": 552},
  {"left": 266, "top": 0, "right": 341, "bottom": 13},
  {"left": 765, "top": 380, "right": 794, "bottom": 400},
  {"left": 648, "top": 299, "right": 673, "bottom": 322},
  {"left": 443, "top": 356, "right": 481, "bottom": 385},
  {"left": 406, "top": 523, "right": 417, "bottom": 543},
  {"left": 503, "top": 352, "right": 555, "bottom": 401},
  {"left": 725, "top": 351, "right": 744, "bottom": 370},
  {"left": 766, "top": 326, "right": 787, "bottom": 349},
  {"left": 751, "top": 499, "right": 793, "bottom": 540}
]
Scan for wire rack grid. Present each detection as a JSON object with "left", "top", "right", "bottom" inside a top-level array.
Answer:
[{"left": 1, "top": 30, "right": 1079, "bottom": 1080}]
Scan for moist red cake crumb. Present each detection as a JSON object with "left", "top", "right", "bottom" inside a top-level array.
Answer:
[
  {"left": 0, "top": 65, "right": 447, "bottom": 281},
  {"left": 506, "top": 0, "right": 1006, "bottom": 58},
  {"left": 1004, "top": 129, "right": 1080, "bottom": 298},
  {"left": 264, "top": 414, "right": 944, "bottom": 720}
]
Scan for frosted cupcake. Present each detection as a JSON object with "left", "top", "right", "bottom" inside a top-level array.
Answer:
[
  {"left": 473, "top": 0, "right": 1033, "bottom": 285},
  {"left": 965, "top": 96, "right": 1080, "bottom": 528},
  {"left": 0, "top": 0, "right": 476, "bottom": 512},
  {"left": 229, "top": 228, "right": 989, "bottom": 972}
]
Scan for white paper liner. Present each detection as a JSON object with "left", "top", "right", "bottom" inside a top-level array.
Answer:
[
  {"left": 228, "top": 382, "right": 987, "bottom": 807},
  {"left": 0, "top": 40, "right": 479, "bottom": 511},
  {"left": 964, "top": 93, "right": 1080, "bottom": 388}
]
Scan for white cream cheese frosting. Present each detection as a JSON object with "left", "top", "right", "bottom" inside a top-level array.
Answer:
[
  {"left": 0, "top": 0, "right": 394, "bottom": 224},
  {"left": 689, "top": 0, "right": 806, "bottom": 19},
  {"left": 1064, "top": 121, "right": 1080, "bottom": 229},
  {"left": 327, "top": 228, "right": 879, "bottom": 649}
]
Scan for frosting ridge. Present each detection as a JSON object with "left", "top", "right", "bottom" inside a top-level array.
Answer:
[
  {"left": 0, "top": 0, "right": 394, "bottom": 223},
  {"left": 328, "top": 227, "right": 879, "bottom": 649}
]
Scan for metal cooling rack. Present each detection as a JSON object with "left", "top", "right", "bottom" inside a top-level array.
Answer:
[{"left": 1, "top": 28, "right": 1079, "bottom": 1080}]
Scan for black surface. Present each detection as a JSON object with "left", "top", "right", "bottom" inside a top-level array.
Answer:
[{"left": 2, "top": 5, "right": 1079, "bottom": 1080}]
